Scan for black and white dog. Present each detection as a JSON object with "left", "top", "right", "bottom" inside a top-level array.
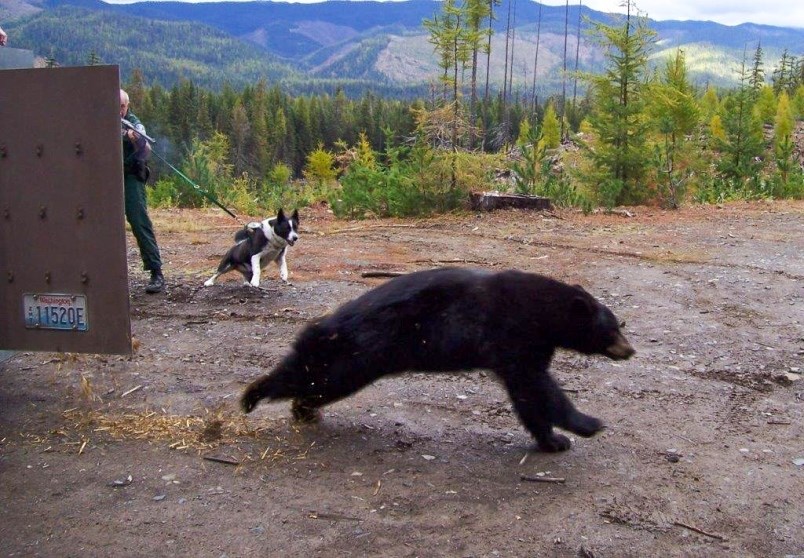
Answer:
[{"left": 204, "top": 209, "right": 299, "bottom": 288}]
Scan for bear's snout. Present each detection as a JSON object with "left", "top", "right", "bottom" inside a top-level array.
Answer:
[{"left": 605, "top": 332, "right": 635, "bottom": 360}]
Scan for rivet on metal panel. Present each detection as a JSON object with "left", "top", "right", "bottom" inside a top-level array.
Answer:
[
  {"left": 0, "top": 145, "right": 6, "bottom": 158},
  {"left": 7, "top": 271, "right": 13, "bottom": 283},
  {"left": 36, "top": 144, "right": 44, "bottom": 157},
  {"left": 77, "top": 207, "right": 85, "bottom": 220},
  {"left": 39, "top": 206, "right": 47, "bottom": 219},
  {"left": 3, "top": 208, "right": 9, "bottom": 220},
  {"left": 75, "top": 143, "right": 83, "bottom": 156},
  {"left": 81, "top": 272, "right": 89, "bottom": 284},
  {"left": 45, "top": 271, "right": 51, "bottom": 284}
]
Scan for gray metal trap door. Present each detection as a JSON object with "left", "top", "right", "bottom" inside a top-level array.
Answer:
[{"left": 0, "top": 66, "right": 132, "bottom": 354}]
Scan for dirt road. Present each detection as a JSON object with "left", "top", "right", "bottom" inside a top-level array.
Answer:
[{"left": 1, "top": 201, "right": 802, "bottom": 557}]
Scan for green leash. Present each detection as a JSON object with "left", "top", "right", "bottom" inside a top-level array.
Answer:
[{"left": 150, "top": 150, "right": 245, "bottom": 225}]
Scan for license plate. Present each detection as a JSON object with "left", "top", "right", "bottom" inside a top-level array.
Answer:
[{"left": 23, "top": 293, "right": 89, "bottom": 331}]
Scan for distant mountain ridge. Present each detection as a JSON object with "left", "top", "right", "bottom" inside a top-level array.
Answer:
[{"left": 2, "top": 0, "right": 802, "bottom": 95}]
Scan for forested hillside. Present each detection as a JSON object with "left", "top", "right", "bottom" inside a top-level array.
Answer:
[
  {"left": 2, "top": 0, "right": 802, "bottom": 94},
  {"left": 6, "top": 6, "right": 299, "bottom": 89}
]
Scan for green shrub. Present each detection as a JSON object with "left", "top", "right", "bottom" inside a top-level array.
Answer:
[
  {"left": 147, "top": 177, "right": 178, "bottom": 208},
  {"left": 331, "top": 135, "right": 489, "bottom": 219}
]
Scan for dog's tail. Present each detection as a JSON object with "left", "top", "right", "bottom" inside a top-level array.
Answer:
[{"left": 234, "top": 228, "right": 250, "bottom": 242}]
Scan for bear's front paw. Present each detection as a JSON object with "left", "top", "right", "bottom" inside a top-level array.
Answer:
[{"left": 536, "top": 432, "right": 572, "bottom": 452}]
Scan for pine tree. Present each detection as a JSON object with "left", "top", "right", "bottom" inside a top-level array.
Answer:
[
  {"left": 424, "top": 0, "right": 463, "bottom": 104},
  {"left": 583, "top": 0, "right": 656, "bottom": 206},
  {"left": 749, "top": 42, "right": 764, "bottom": 95},
  {"left": 716, "top": 59, "right": 765, "bottom": 182},
  {"left": 772, "top": 50, "right": 797, "bottom": 95}
]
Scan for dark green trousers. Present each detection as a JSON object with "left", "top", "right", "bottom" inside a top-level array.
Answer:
[{"left": 124, "top": 173, "right": 162, "bottom": 272}]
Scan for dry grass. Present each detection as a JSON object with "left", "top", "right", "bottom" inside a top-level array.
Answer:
[{"left": 9, "top": 408, "right": 316, "bottom": 467}]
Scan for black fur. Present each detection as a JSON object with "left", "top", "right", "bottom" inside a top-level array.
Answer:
[{"left": 241, "top": 267, "right": 635, "bottom": 452}]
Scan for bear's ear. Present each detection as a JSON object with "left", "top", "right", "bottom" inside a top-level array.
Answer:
[
  {"left": 570, "top": 295, "right": 594, "bottom": 319},
  {"left": 573, "top": 284, "right": 588, "bottom": 293}
]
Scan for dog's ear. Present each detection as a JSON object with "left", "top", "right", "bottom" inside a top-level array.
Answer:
[
  {"left": 276, "top": 208, "right": 286, "bottom": 221},
  {"left": 291, "top": 209, "right": 299, "bottom": 223}
]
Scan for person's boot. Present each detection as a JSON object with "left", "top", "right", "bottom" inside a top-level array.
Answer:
[{"left": 145, "top": 269, "right": 165, "bottom": 294}]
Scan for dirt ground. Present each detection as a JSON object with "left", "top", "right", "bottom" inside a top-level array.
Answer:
[{"left": 1, "top": 200, "right": 802, "bottom": 558}]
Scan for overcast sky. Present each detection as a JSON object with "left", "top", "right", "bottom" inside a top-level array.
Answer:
[
  {"left": 543, "top": 0, "right": 803, "bottom": 28},
  {"left": 101, "top": 0, "right": 803, "bottom": 29}
]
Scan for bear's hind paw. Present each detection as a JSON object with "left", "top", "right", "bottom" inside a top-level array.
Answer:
[
  {"left": 536, "top": 432, "right": 572, "bottom": 452},
  {"left": 291, "top": 400, "right": 322, "bottom": 423},
  {"left": 565, "top": 413, "right": 604, "bottom": 438}
]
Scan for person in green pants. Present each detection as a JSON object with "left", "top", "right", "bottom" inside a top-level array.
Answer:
[{"left": 120, "top": 88, "right": 164, "bottom": 294}]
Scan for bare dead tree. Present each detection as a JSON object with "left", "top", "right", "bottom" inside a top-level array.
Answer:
[
  {"left": 483, "top": 0, "right": 496, "bottom": 106},
  {"left": 508, "top": 0, "right": 517, "bottom": 100},
  {"left": 531, "top": 2, "right": 542, "bottom": 113},
  {"left": 572, "top": 0, "right": 582, "bottom": 107},
  {"left": 502, "top": 0, "right": 512, "bottom": 113},
  {"left": 561, "top": 0, "right": 569, "bottom": 140}
]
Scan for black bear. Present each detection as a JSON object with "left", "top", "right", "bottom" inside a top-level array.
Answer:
[{"left": 241, "top": 267, "right": 635, "bottom": 452}]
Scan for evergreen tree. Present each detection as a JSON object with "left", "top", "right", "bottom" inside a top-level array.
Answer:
[
  {"left": 749, "top": 42, "right": 764, "bottom": 94},
  {"left": 772, "top": 50, "right": 798, "bottom": 95},
  {"left": 125, "top": 69, "right": 148, "bottom": 117},
  {"left": 716, "top": 60, "right": 765, "bottom": 182},
  {"left": 423, "top": 0, "right": 462, "bottom": 103},
  {"left": 583, "top": 0, "right": 656, "bottom": 206}
]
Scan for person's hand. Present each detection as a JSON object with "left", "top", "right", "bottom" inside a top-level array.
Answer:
[{"left": 0, "top": 27, "right": 8, "bottom": 46}]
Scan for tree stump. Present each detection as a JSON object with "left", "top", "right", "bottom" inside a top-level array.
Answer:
[{"left": 469, "top": 192, "right": 552, "bottom": 212}]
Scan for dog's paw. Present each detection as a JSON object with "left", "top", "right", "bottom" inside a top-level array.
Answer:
[
  {"left": 249, "top": 279, "right": 260, "bottom": 288},
  {"left": 203, "top": 279, "right": 214, "bottom": 287}
]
